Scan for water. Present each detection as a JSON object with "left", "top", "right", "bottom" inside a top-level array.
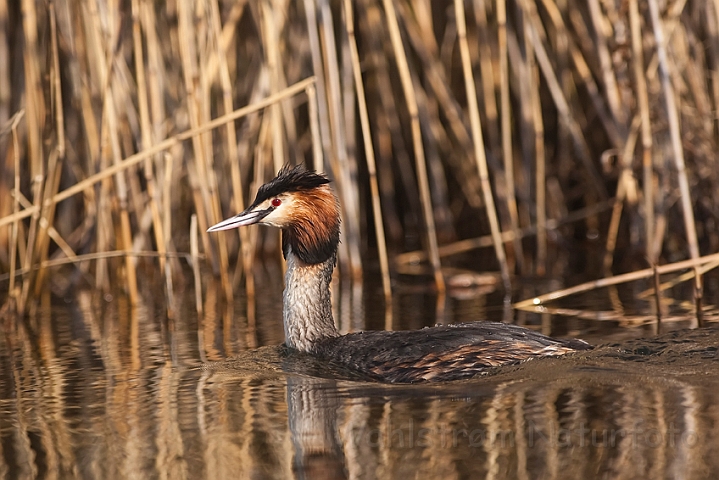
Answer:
[{"left": 1, "top": 264, "right": 718, "bottom": 479}]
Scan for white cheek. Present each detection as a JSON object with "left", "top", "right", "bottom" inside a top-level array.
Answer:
[
  {"left": 262, "top": 212, "right": 285, "bottom": 228},
  {"left": 261, "top": 199, "right": 294, "bottom": 227}
]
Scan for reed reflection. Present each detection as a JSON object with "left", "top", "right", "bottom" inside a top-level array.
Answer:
[
  {"left": 286, "top": 377, "right": 347, "bottom": 480},
  {"left": 201, "top": 352, "right": 718, "bottom": 480},
  {"left": 1, "top": 280, "right": 719, "bottom": 479}
]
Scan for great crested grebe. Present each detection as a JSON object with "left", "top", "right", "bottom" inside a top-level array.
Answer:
[{"left": 208, "top": 165, "right": 591, "bottom": 383}]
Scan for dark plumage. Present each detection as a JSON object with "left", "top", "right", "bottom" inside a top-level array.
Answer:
[
  {"left": 252, "top": 164, "right": 330, "bottom": 207},
  {"left": 314, "top": 323, "right": 591, "bottom": 383},
  {"left": 208, "top": 165, "right": 592, "bottom": 383}
]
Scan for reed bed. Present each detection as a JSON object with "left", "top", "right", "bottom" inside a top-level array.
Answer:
[{"left": 1, "top": 0, "right": 718, "bottom": 317}]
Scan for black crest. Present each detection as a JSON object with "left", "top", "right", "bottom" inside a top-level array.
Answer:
[{"left": 250, "top": 164, "right": 330, "bottom": 208}]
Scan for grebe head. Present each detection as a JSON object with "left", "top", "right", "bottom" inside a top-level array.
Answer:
[
  {"left": 208, "top": 164, "right": 342, "bottom": 352},
  {"left": 207, "top": 164, "right": 341, "bottom": 265}
]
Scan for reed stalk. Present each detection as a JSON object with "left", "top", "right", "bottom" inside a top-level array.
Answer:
[
  {"left": 32, "top": 3, "right": 66, "bottom": 295},
  {"left": 497, "top": 0, "right": 524, "bottom": 273},
  {"left": 382, "top": 0, "right": 445, "bottom": 293},
  {"left": 515, "top": 252, "right": 719, "bottom": 310},
  {"left": 455, "top": 0, "right": 511, "bottom": 292},
  {"left": 8, "top": 113, "right": 23, "bottom": 302},
  {"left": 132, "top": 0, "right": 168, "bottom": 289},
  {"left": 0, "top": 0, "right": 8, "bottom": 127},
  {"left": 629, "top": 0, "right": 655, "bottom": 263},
  {"left": 603, "top": 119, "right": 640, "bottom": 273},
  {"left": 524, "top": 27, "right": 548, "bottom": 276},
  {"left": 103, "top": 67, "right": 139, "bottom": 305},
  {"left": 261, "top": 1, "right": 287, "bottom": 174},
  {"left": 653, "top": 262, "right": 663, "bottom": 327},
  {"left": 20, "top": 0, "right": 43, "bottom": 177},
  {"left": 162, "top": 152, "right": 176, "bottom": 318},
  {"left": 587, "top": 0, "right": 627, "bottom": 129},
  {"left": 321, "top": 0, "right": 363, "bottom": 280},
  {"left": 307, "top": 85, "right": 324, "bottom": 170},
  {"left": 712, "top": 1, "right": 719, "bottom": 138},
  {"left": 19, "top": 177, "right": 43, "bottom": 313},
  {"left": 343, "top": 0, "right": 392, "bottom": 305},
  {"left": 302, "top": 0, "right": 351, "bottom": 275},
  {"left": 647, "top": 0, "right": 702, "bottom": 325},
  {"left": 210, "top": 0, "right": 251, "bottom": 302},
  {"left": 191, "top": 214, "right": 202, "bottom": 317},
  {"left": 178, "top": 0, "right": 232, "bottom": 302}
]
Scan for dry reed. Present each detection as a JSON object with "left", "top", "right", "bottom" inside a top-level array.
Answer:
[{"left": 1, "top": 0, "right": 717, "bottom": 323}]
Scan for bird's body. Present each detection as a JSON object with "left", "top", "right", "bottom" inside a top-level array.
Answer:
[
  {"left": 208, "top": 165, "right": 591, "bottom": 383},
  {"left": 312, "top": 325, "right": 589, "bottom": 383}
]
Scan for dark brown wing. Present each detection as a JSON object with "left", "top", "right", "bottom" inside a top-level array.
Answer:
[{"left": 314, "top": 322, "right": 591, "bottom": 383}]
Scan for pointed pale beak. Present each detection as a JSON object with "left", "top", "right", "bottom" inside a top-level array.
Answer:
[{"left": 207, "top": 208, "right": 272, "bottom": 232}]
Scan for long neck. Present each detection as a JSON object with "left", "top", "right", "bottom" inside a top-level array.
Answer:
[{"left": 283, "top": 248, "right": 339, "bottom": 352}]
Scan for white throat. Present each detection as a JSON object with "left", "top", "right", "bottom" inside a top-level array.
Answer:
[{"left": 283, "top": 248, "right": 339, "bottom": 352}]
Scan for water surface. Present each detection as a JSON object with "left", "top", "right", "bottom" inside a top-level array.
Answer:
[{"left": 1, "top": 265, "right": 718, "bottom": 479}]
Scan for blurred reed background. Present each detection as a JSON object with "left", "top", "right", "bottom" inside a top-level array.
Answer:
[{"left": 1, "top": 0, "right": 718, "bottom": 315}]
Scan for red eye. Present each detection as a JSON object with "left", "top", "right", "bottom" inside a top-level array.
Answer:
[{"left": 271, "top": 198, "right": 282, "bottom": 207}]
